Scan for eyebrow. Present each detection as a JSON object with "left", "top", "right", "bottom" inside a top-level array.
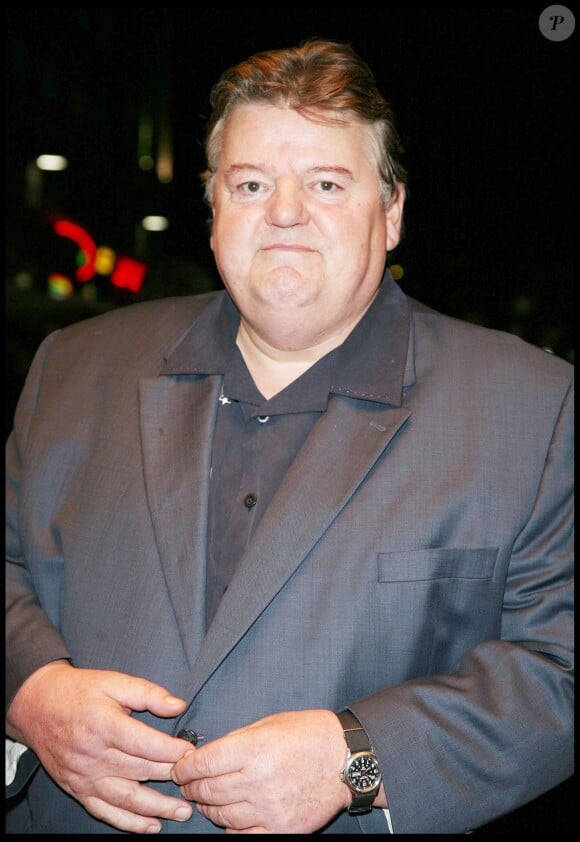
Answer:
[
  {"left": 224, "top": 163, "right": 355, "bottom": 180},
  {"left": 308, "top": 165, "right": 355, "bottom": 180}
]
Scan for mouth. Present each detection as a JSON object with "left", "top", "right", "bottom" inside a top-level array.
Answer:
[{"left": 261, "top": 244, "right": 315, "bottom": 253}]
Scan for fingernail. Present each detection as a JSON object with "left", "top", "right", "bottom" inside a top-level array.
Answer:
[
  {"left": 146, "top": 824, "right": 161, "bottom": 834},
  {"left": 166, "top": 695, "right": 184, "bottom": 706},
  {"left": 175, "top": 805, "right": 192, "bottom": 821}
]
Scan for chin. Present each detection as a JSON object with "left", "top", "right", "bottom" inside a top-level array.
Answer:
[{"left": 258, "top": 271, "right": 317, "bottom": 306}]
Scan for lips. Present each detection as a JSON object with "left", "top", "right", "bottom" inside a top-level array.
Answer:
[{"left": 262, "top": 243, "right": 314, "bottom": 252}]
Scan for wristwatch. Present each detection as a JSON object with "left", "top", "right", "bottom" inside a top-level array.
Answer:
[{"left": 337, "top": 709, "right": 382, "bottom": 815}]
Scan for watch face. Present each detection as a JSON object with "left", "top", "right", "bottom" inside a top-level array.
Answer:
[{"left": 346, "top": 752, "right": 381, "bottom": 793}]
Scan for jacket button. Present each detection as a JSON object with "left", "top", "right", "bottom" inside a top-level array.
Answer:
[
  {"left": 244, "top": 493, "right": 257, "bottom": 508},
  {"left": 177, "top": 728, "right": 199, "bottom": 745}
]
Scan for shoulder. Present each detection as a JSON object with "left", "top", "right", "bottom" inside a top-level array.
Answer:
[
  {"left": 38, "top": 291, "right": 225, "bottom": 361},
  {"left": 407, "top": 295, "right": 573, "bottom": 387},
  {"left": 58, "top": 290, "right": 223, "bottom": 340}
]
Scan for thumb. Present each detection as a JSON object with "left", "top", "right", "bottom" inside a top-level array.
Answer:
[{"left": 111, "top": 672, "right": 187, "bottom": 718}]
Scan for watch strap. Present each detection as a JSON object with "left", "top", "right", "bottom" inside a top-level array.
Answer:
[
  {"left": 349, "top": 791, "right": 376, "bottom": 814},
  {"left": 338, "top": 709, "right": 372, "bottom": 752}
]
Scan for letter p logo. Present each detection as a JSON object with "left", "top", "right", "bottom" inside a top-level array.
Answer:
[{"left": 539, "top": 5, "right": 575, "bottom": 40}]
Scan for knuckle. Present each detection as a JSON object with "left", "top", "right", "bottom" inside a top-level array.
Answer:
[
  {"left": 199, "top": 752, "right": 214, "bottom": 777},
  {"left": 118, "top": 785, "right": 140, "bottom": 812},
  {"left": 197, "top": 776, "right": 216, "bottom": 803},
  {"left": 83, "top": 795, "right": 109, "bottom": 823},
  {"left": 214, "top": 805, "right": 230, "bottom": 828}
]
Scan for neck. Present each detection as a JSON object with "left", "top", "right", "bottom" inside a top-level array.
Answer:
[{"left": 236, "top": 322, "right": 337, "bottom": 399}]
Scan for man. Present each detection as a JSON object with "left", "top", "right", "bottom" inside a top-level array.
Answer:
[{"left": 5, "top": 39, "right": 573, "bottom": 834}]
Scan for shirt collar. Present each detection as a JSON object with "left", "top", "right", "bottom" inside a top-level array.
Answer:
[{"left": 161, "top": 269, "right": 410, "bottom": 409}]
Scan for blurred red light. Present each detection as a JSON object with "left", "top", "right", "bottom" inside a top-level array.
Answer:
[
  {"left": 52, "top": 218, "right": 97, "bottom": 282},
  {"left": 111, "top": 256, "right": 148, "bottom": 293}
]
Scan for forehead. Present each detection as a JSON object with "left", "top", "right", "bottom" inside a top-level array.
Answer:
[{"left": 220, "top": 102, "right": 374, "bottom": 168}]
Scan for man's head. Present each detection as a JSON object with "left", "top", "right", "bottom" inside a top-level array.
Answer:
[
  {"left": 202, "top": 39, "right": 407, "bottom": 212},
  {"left": 202, "top": 40, "right": 407, "bottom": 357}
]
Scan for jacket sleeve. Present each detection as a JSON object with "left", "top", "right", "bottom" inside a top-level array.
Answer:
[{"left": 5, "top": 331, "right": 73, "bottom": 708}]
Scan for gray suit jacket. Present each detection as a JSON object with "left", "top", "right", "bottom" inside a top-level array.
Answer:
[{"left": 5, "top": 283, "right": 574, "bottom": 833}]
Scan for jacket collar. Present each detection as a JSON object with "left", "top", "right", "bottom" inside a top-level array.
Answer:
[{"left": 161, "top": 269, "right": 411, "bottom": 408}]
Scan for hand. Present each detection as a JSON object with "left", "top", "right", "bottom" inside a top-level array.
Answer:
[
  {"left": 171, "top": 709, "right": 352, "bottom": 834},
  {"left": 6, "top": 660, "right": 195, "bottom": 834}
]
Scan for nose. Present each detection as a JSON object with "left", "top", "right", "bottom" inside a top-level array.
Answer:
[{"left": 265, "top": 179, "right": 309, "bottom": 227}]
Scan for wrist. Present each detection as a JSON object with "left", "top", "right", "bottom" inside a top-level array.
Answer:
[{"left": 6, "top": 659, "right": 73, "bottom": 742}]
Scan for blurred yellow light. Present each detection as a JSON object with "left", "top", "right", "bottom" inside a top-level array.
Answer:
[
  {"left": 80, "top": 283, "right": 98, "bottom": 302},
  {"left": 14, "top": 271, "right": 34, "bottom": 290},
  {"left": 138, "top": 155, "right": 154, "bottom": 171},
  {"left": 95, "top": 246, "right": 117, "bottom": 276},
  {"left": 47, "top": 273, "right": 74, "bottom": 300},
  {"left": 390, "top": 264, "right": 404, "bottom": 280}
]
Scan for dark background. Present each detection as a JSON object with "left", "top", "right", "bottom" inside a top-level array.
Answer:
[
  {"left": 5, "top": 8, "right": 574, "bottom": 831},
  {"left": 6, "top": 9, "right": 575, "bottom": 424}
]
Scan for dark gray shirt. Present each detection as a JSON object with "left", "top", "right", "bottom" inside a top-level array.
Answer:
[{"left": 174, "top": 272, "right": 410, "bottom": 629}]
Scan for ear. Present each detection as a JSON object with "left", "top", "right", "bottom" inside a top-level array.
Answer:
[
  {"left": 385, "top": 184, "right": 406, "bottom": 252},
  {"left": 209, "top": 208, "right": 216, "bottom": 252}
]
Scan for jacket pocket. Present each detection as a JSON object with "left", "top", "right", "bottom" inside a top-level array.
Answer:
[
  {"left": 376, "top": 547, "right": 501, "bottom": 675},
  {"left": 377, "top": 547, "right": 498, "bottom": 582}
]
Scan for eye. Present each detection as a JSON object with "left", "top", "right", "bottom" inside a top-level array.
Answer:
[
  {"left": 240, "top": 181, "right": 262, "bottom": 194},
  {"left": 318, "top": 180, "right": 338, "bottom": 192}
]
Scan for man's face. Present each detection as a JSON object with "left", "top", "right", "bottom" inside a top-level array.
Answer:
[{"left": 210, "top": 102, "right": 404, "bottom": 353}]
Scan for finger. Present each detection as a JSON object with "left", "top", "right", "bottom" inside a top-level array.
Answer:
[
  {"left": 172, "top": 737, "right": 243, "bottom": 785},
  {"left": 105, "top": 752, "right": 186, "bottom": 784},
  {"left": 177, "top": 770, "right": 247, "bottom": 805},
  {"left": 84, "top": 779, "right": 194, "bottom": 834},
  {"left": 109, "top": 716, "right": 194, "bottom": 765},
  {"left": 107, "top": 672, "right": 187, "bottom": 719},
  {"left": 196, "top": 800, "right": 261, "bottom": 833},
  {"left": 57, "top": 713, "right": 195, "bottom": 788},
  {"left": 84, "top": 797, "right": 164, "bottom": 836}
]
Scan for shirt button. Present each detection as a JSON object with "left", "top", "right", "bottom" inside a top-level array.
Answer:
[{"left": 244, "top": 493, "right": 257, "bottom": 508}]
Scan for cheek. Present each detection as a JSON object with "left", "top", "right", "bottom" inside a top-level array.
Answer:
[
  {"left": 213, "top": 209, "right": 255, "bottom": 245},
  {"left": 211, "top": 219, "right": 254, "bottom": 280}
]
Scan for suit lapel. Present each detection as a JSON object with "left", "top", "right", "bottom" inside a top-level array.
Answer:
[
  {"left": 139, "top": 374, "right": 221, "bottom": 666},
  {"left": 183, "top": 395, "right": 411, "bottom": 698}
]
